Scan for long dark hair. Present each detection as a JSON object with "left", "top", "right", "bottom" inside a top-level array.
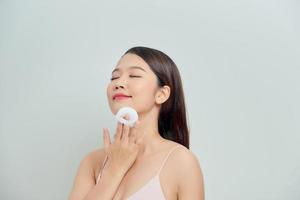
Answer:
[{"left": 124, "top": 46, "right": 190, "bottom": 149}]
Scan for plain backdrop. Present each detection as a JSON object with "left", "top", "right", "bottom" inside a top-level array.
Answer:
[{"left": 1, "top": 0, "right": 299, "bottom": 199}]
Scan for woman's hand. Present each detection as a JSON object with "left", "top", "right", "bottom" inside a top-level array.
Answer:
[{"left": 102, "top": 118, "right": 144, "bottom": 177}]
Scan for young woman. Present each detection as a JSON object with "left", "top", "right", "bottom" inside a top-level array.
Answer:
[{"left": 68, "top": 47, "right": 205, "bottom": 200}]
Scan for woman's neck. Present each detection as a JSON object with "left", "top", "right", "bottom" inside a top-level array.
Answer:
[{"left": 133, "top": 108, "right": 165, "bottom": 158}]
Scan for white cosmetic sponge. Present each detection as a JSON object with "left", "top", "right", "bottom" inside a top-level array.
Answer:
[{"left": 115, "top": 107, "right": 138, "bottom": 127}]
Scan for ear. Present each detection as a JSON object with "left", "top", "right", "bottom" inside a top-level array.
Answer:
[{"left": 155, "top": 85, "right": 171, "bottom": 105}]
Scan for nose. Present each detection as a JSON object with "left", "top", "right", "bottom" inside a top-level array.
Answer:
[
  {"left": 113, "top": 76, "right": 126, "bottom": 90},
  {"left": 114, "top": 84, "right": 124, "bottom": 90}
]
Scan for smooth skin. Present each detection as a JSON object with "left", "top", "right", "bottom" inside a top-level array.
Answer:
[{"left": 68, "top": 53, "right": 205, "bottom": 200}]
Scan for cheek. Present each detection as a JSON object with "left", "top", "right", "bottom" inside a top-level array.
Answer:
[
  {"left": 106, "top": 83, "right": 119, "bottom": 114},
  {"left": 132, "top": 81, "right": 157, "bottom": 104},
  {"left": 106, "top": 83, "right": 114, "bottom": 102},
  {"left": 106, "top": 84, "right": 110, "bottom": 97}
]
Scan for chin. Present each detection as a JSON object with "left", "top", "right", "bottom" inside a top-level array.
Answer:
[
  {"left": 111, "top": 105, "right": 137, "bottom": 115},
  {"left": 110, "top": 105, "right": 128, "bottom": 115}
]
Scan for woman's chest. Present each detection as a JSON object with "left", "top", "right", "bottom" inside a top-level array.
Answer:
[{"left": 111, "top": 164, "right": 178, "bottom": 200}]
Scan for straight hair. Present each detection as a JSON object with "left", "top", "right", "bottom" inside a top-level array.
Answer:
[{"left": 124, "top": 47, "right": 190, "bottom": 149}]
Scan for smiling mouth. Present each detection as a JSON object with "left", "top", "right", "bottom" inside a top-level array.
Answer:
[{"left": 113, "top": 96, "right": 132, "bottom": 100}]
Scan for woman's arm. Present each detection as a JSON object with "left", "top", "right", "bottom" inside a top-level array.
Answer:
[
  {"left": 82, "top": 162, "right": 125, "bottom": 200},
  {"left": 69, "top": 120, "right": 144, "bottom": 200},
  {"left": 177, "top": 150, "right": 205, "bottom": 200},
  {"left": 68, "top": 151, "right": 125, "bottom": 200}
]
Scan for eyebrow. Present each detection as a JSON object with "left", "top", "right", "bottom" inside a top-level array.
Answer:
[{"left": 111, "top": 66, "right": 146, "bottom": 74}]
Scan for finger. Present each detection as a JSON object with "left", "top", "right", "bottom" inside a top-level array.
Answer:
[
  {"left": 119, "top": 114, "right": 129, "bottom": 140},
  {"left": 114, "top": 122, "right": 123, "bottom": 142},
  {"left": 103, "top": 128, "right": 111, "bottom": 148},
  {"left": 129, "top": 120, "right": 141, "bottom": 143},
  {"left": 122, "top": 124, "right": 130, "bottom": 142},
  {"left": 122, "top": 114, "right": 129, "bottom": 120},
  {"left": 129, "top": 130, "right": 136, "bottom": 143}
]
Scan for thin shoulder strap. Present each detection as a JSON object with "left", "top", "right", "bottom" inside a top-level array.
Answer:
[
  {"left": 96, "top": 154, "right": 108, "bottom": 184},
  {"left": 157, "top": 145, "right": 181, "bottom": 175}
]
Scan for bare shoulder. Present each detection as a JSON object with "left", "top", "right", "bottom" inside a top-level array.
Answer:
[
  {"left": 168, "top": 143, "right": 202, "bottom": 171},
  {"left": 85, "top": 147, "right": 106, "bottom": 164},
  {"left": 167, "top": 143, "right": 205, "bottom": 199},
  {"left": 173, "top": 145, "right": 201, "bottom": 167},
  {"left": 84, "top": 147, "right": 107, "bottom": 176},
  {"left": 68, "top": 147, "right": 107, "bottom": 200},
  {"left": 163, "top": 142, "right": 202, "bottom": 176}
]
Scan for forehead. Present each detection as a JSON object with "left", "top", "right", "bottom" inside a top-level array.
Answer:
[{"left": 112, "top": 53, "right": 151, "bottom": 73}]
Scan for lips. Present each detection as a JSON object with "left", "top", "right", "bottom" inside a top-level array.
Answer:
[{"left": 113, "top": 93, "right": 132, "bottom": 100}]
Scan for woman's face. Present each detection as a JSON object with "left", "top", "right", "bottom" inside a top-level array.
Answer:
[{"left": 107, "top": 53, "right": 160, "bottom": 115}]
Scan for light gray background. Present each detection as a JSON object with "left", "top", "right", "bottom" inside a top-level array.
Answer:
[{"left": 1, "top": 0, "right": 299, "bottom": 199}]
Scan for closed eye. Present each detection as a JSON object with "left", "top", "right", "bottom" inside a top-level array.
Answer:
[
  {"left": 110, "top": 77, "right": 119, "bottom": 81},
  {"left": 110, "top": 75, "right": 141, "bottom": 81}
]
